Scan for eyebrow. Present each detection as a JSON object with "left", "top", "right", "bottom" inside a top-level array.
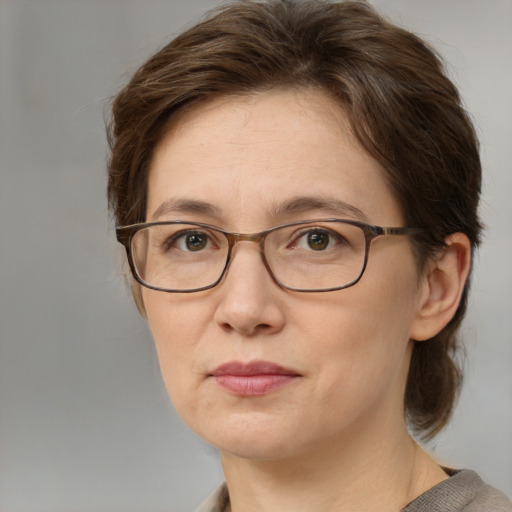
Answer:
[
  {"left": 151, "top": 198, "right": 223, "bottom": 220},
  {"left": 269, "top": 195, "right": 369, "bottom": 222},
  {"left": 150, "top": 195, "right": 368, "bottom": 223}
]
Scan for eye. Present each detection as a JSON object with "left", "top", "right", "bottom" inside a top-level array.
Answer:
[
  {"left": 294, "top": 228, "right": 341, "bottom": 251},
  {"left": 305, "top": 230, "right": 330, "bottom": 250},
  {"left": 171, "top": 231, "right": 212, "bottom": 252}
]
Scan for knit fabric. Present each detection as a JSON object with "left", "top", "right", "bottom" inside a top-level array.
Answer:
[{"left": 196, "top": 469, "right": 511, "bottom": 512}]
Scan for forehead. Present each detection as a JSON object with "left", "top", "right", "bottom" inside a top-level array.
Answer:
[{"left": 147, "top": 88, "right": 403, "bottom": 228}]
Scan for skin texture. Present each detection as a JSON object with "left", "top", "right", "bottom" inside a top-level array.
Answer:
[{"left": 142, "top": 89, "right": 470, "bottom": 511}]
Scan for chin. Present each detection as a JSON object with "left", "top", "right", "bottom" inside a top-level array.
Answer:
[
  {"left": 192, "top": 411, "right": 307, "bottom": 461},
  {"left": 217, "top": 436, "right": 301, "bottom": 461}
]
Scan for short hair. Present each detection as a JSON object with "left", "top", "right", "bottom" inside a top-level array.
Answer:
[{"left": 107, "top": 0, "right": 482, "bottom": 440}]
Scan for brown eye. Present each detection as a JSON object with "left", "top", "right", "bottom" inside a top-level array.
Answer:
[
  {"left": 170, "top": 231, "right": 211, "bottom": 252},
  {"left": 184, "top": 233, "right": 207, "bottom": 251},
  {"left": 306, "top": 230, "right": 330, "bottom": 250}
]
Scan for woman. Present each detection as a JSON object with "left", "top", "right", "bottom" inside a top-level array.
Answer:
[{"left": 107, "top": 1, "right": 511, "bottom": 510}]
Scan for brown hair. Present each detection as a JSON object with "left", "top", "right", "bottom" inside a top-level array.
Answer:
[{"left": 107, "top": 0, "right": 482, "bottom": 440}]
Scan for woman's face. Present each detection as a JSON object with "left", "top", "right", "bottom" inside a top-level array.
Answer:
[{"left": 143, "top": 89, "right": 424, "bottom": 460}]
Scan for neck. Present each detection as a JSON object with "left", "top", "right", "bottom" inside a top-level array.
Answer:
[{"left": 221, "top": 418, "right": 447, "bottom": 512}]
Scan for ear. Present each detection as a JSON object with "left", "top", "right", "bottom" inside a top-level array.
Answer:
[{"left": 409, "top": 233, "right": 472, "bottom": 342}]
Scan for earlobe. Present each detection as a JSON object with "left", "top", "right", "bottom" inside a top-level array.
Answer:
[{"left": 409, "top": 233, "right": 472, "bottom": 342}]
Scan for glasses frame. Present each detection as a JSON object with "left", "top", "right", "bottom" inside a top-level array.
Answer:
[{"left": 116, "top": 219, "right": 424, "bottom": 293}]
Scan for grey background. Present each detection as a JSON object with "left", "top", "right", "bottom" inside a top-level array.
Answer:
[{"left": 0, "top": 1, "right": 510, "bottom": 511}]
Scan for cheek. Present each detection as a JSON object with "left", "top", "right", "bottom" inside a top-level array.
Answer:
[
  {"left": 297, "top": 269, "right": 419, "bottom": 404},
  {"left": 142, "top": 291, "right": 211, "bottom": 406}
]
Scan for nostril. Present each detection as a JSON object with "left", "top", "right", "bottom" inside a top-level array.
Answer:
[
  {"left": 219, "top": 320, "right": 274, "bottom": 337},
  {"left": 214, "top": 289, "right": 285, "bottom": 336}
]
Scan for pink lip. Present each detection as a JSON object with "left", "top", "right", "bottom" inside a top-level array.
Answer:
[{"left": 210, "top": 361, "right": 300, "bottom": 396}]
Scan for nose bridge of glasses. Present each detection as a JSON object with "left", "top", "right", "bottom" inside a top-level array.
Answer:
[
  {"left": 223, "top": 231, "right": 269, "bottom": 275},
  {"left": 225, "top": 231, "right": 266, "bottom": 250}
]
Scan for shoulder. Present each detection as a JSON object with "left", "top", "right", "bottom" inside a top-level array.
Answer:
[
  {"left": 195, "top": 483, "right": 229, "bottom": 512},
  {"left": 403, "top": 469, "right": 512, "bottom": 512},
  {"left": 195, "top": 472, "right": 511, "bottom": 512}
]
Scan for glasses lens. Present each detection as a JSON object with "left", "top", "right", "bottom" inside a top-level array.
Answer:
[
  {"left": 265, "top": 221, "right": 367, "bottom": 290},
  {"left": 130, "top": 223, "right": 229, "bottom": 291}
]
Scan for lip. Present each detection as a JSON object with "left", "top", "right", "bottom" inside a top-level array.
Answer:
[{"left": 210, "top": 360, "right": 301, "bottom": 396}]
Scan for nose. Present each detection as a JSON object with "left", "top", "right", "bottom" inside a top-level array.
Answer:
[{"left": 213, "top": 243, "right": 286, "bottom": 337}]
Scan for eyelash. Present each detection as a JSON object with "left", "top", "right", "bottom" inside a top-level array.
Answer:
[
  {"left": 289, "top": 227, "right": 348, "bottom": 250},
  {"left": 165, "top": 230, "right": 215, "bottom": 252}
]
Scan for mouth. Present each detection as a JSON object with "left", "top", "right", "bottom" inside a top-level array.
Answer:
[{"left": 209, "top": 360, "right": 301, "bottom": 396}]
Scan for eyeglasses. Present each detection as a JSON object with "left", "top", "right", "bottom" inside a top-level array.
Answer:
[{"left": 116, "top": 219, "right": 423, "bottom": 293}]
